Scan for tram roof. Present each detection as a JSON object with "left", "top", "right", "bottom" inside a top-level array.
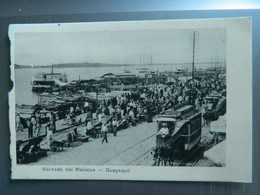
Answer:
[
  {"left": 156, "top": 118, "right": 176, "bottom": 122},
  {"left": 205, "top": 96, "right": 220, "bottom": 100},
  {"left": 206, "top": 93, "right": 222, "bottom": 99}
]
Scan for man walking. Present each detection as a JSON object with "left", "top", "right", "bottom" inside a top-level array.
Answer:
[{"left": 101, "top": 123, "right": 108, "bottom": 144}]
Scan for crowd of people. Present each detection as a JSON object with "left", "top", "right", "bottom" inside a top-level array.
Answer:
[
  {"left": 80, "top": 74, "right": 226, "bottom": 140},
  {"left": 16, "top": 74, "right": 226, "bottom": 147}
]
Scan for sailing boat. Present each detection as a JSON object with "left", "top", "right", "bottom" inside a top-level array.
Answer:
[
  {"left": 137, "top": 54, "right": 149, "bottom": 74},
  {"left": 124, "top": 60, "right": 131, "bottom": 73}
]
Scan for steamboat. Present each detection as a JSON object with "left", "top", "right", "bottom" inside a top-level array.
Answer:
[{"left": 31, "top": 65, "right": 68, "bottom": 93}]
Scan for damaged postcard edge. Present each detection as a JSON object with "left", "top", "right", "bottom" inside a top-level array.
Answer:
[{"left": 8, "top": 26, "right": 17, "bottom": 178}]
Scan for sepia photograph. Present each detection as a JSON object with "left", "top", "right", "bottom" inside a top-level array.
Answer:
[{"left": 9, "top": 18, "right": 252, "bottom": 182}]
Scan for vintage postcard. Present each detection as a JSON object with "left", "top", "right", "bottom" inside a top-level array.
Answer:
[{"left": 9, "top": 17, "right": 252, "bottom": 182}]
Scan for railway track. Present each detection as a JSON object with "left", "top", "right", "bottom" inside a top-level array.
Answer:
[
  {"left": 50, "top": 127, "right": 211, "bottom": 166},
  {"left": 177, "top": 141, "right": 210, "bottom": 166},
  {"left": 119, "top": 140, "right": 211, "bottom": 167},
  {"left": 151, "top": 140, "right": 211, "bottom": 167},
  {"left": 100, "top": 132, "right": 157, "bottom": 165},
  {"left": 127, "top": 148, "right": 153, "bottom": 166}
]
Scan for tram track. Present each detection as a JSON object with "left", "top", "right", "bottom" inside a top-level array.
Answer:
[
  {"left": 179, "top": 141, "right": 210, "bottom": 167},
  {"left": 151, "top": 140, "right": 210, "bottom": 167},
  {"left": 113, "top": 137, "right": 213, "bottom": 167},
  {"left": 127, "top": 148, "right": 153, "bottom": 166},
  {"left": 100, "top": 132, "right": 157, "bottom": 165},
  {"left": 118, "top": 138, "right": 220, "bottom": 167}
]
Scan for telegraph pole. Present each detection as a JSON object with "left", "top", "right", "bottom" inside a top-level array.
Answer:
[{"left": 192, "top": 31, "right": 196, "bottom": 79}]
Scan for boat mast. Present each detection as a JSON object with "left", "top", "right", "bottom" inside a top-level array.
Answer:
[
  {"left": 215, "top": 55, "right": 217, "bottom": 69},
  {"left": 51, "top": 63, "right": 54, "bottom": 74},
  {"left": 150, "top": 50, "right": 153, "bottom": 66},
  {"left": 211, "top": 56, "right": 213, "bottom": 68},
  {"left": 143, "top": 54, "right": 145, "bottom": 68},
  {"left": 140, "top": 54, "right": 142, "bottom": 68}
]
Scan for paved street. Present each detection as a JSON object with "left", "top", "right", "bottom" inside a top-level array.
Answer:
[
  {"left": 28, "top": 114, "right": 225, "bottom": 166},
  {"left": 33, "top": 121, "right": 157, "bottom": 165}
]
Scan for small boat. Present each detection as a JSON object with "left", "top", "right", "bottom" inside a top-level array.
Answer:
[
  {"left": 174, "top": 68, "right": 184, "bottom": 74},
  {"left": 137, "top": 67, "right": 149, "bottom": 74},
  {"left": 124, "top": 60, "right": 132, "bottom": 74},
  {"left": 124, "top": 69, "right": 131, "bottom": 73}
]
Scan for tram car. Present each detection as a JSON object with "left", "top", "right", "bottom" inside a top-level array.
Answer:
[{"left": 153, "top": 103, "right": 201, "bottom": 165}]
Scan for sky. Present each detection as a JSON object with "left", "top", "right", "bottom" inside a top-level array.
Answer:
[{"left": 15, "top": 28, "right": 226, "bottom": 66}]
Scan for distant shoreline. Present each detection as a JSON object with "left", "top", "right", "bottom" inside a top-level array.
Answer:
[
  {"left": 15, "top": 62, "right": 223, "bottom": 69},
  {"left": 15, "top": 63, "right": 129, "bottom": 69}
]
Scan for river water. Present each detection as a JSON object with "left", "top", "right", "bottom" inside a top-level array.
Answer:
[{"left": 15, "top": 64, "right": 192, "bottom": 105}]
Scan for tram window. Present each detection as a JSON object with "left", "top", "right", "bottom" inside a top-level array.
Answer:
[
  {"left": 197, "top": 120, "right": 201, "bottom": 128},
  {"left": 168, "top": 122, "right": 175, "bottom": 129},
  {"left": 190, "top": 130, "right": 200, "bottom": 141},
  {"left": 189, "top": 122, "right": 193, "bottom": 133},
  {"left": 190, "top": 120, "right": 199, "bottom": 134},
  {"left": 183, "top": 124, "right": 189, "bottom": 135}
]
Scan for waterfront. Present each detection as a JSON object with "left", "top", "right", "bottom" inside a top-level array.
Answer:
[
  {"left": 15, "top": 68, "right": 226, "bottom": 166},
  {"left": 15, "top": 66, "right": 128, "bottom": 105},
  {"left": 14, "top": 37, "right": 227, "bottom": 167},
  {"left": 15, "top": 63, "right": 213, "bottom": 105}
]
